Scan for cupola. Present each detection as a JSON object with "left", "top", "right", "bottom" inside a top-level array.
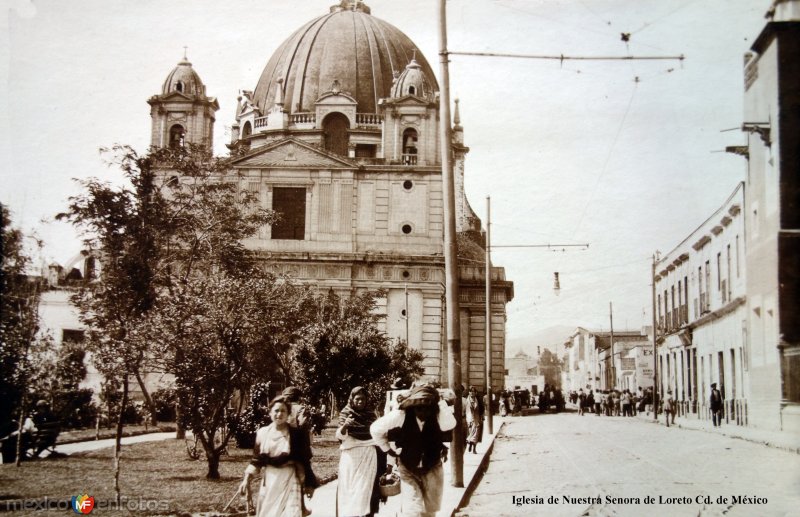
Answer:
[
  {"left": 391, "top": 55, "right": 433, "bottom": 100},
  {"left": 147, "top": 52, "right": 219, "bottom": 149}
]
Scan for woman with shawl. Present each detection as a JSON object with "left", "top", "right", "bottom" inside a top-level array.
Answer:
[
  {"left": 465, "top": 386, "right": 482, "bottom": 453},
  {"left": 336, "top": 386, "right": 385, "bottom": 517},
  {"left": 238, "top": 396, "right": 318, "bottom": 517}
]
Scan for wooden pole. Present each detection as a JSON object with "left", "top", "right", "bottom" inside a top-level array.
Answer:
[{"left": 438, "top": 0, "right": 464, "bottom": 487}]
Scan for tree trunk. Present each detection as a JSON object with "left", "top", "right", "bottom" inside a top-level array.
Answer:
[
  {"left": 175, "top": 403, "right": 185, "bottom": 439},
  {"left": 113, "top": 374, "right": 129, "bottom": 505},
  {"left": 14, "top": 398, "right": 27, "bottom": 466},
  {"left": 204, "top": 436, "right": 221, "bottom": 480},
  {"left": 133, "top": 367, "right": 158, "bottom": 426}
]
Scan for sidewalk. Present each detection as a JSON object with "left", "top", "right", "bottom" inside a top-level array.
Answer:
[
  {"left": 308, "top": 419, "right": 504, "bottom": 517},
  {"left": 636, "top": 411, "right": 800, "bottom": 454}
]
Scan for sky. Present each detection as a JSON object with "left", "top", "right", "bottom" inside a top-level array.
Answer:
[{"left": 1, "top": 0, "right": 770, "bottom": 345}]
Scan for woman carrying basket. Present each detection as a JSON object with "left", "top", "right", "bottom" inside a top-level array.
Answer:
[{"left": 336, "top": 386, "right": 386, "bottom": 517}]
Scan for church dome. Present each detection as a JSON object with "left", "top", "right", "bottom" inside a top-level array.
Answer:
[
  {"left": 391, "top": 57, "right": 434, "bottom": 100},
  {"left": 252, "top": 1, "right": 437, "bottom": 115},
  {"left": 162, "top": 56, "right": 206, "bottom": 96}
]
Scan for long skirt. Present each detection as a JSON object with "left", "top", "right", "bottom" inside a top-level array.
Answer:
[
  {"left": 467, "top": 420, "right": 482, "bottom": 444},
  {"left": 338, "top": 444, "right": 378, "bottom": 516},
  {"left": 256, "top": 463, "right": 303, "bottom": 517}
]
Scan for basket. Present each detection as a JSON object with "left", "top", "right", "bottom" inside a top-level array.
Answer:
[{"left": 378, "top": 474, "right": 401, "bottom": 498}]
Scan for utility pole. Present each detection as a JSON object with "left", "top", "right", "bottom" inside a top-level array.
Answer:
[
  {"left": 609, "top": 301, "right": 615, "bottom": 389},
  {"left": 651, "top": 252, "right": 660, "bottom": 421},
  {"left": 438, "top": 0, "right": 464, "bottom": 487},
  {"left": 485, "top": 196, "right": 493, "bottom": 435}
]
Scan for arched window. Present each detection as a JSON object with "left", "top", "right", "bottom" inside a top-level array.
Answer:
[
  {"left": 402, "top": 128, "right": 418, "bottom": 165},
  {"left": 408, "top": 85, "right": 416, "bottom": 96},
  {"left": 242, "top": 121, "right": 252, "bottom": 139},
  {"left": 176, "top": 81, "right": 184, "bottom": 93},
  {"left": 322, "top": 113, "right": 350, "bottom": 156},
  {"left": 169, "top": 124, "right": 185, "bottom": 148}
]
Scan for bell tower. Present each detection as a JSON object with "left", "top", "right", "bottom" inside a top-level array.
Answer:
[{"left": 147, "top": 52, "right": 219, "bottom": 149}]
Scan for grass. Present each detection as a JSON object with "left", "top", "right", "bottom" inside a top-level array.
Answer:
[{"left": 0, "top": 426, "right": 340, "bottom": 516}]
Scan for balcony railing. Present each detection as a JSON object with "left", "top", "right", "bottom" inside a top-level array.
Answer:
[
  {"left": 401, "top": 153, "right": 418, "bottom": 165},
  {"left": 356, "top": 113, "right": 383, "bottom": 128}
]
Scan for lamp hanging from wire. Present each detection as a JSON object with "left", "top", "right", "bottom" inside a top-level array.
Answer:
[{"left": 553, "top": 272, "right": 561, "bottom": 296}]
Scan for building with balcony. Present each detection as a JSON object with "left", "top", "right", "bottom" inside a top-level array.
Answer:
[
  {"left": 146, "top": 0, "right": 513, "bottom": 388},
  {"left": 654, "top": 183, "right": 747, "bottom": 424}
]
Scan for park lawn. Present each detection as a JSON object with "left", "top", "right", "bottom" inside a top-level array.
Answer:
[{"left": 0, "top": 427, "right": 340, "bottom": 516}]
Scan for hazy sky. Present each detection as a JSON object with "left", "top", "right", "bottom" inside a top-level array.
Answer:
[{"left": 1, "top": 0, "right": 769, "bottom": 344}]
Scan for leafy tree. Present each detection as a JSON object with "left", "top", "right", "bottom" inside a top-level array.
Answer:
[
  {"left": 141, "top": 270, "right": 308, "bottom": 479},
  {"left": 0, "top": 205, "right": 51, "bottom": 464},
  {"left": 290, "top": 289, "right": 425, "bottom": 413},
  {"left": 57, "top": 144, "right": 274, "bottom": 490},
  {"left": 538, "top": 348, "right": 562, "bottom": 389}
]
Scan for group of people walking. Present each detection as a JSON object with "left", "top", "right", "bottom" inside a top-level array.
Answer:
[
  {"left": 574, "top": 387, "right": 652, "bottom": 417},
  {"left": 239, "top": 383, "right": 457, "bottom": 517}
]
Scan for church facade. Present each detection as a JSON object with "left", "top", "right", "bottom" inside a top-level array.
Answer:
[{"left": 146, "top": 0, "right": 513, "bottom": 389}]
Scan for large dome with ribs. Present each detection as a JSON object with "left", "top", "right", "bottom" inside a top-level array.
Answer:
[{"left": 252, "top": 1, "right": 437, "bottom": 115}]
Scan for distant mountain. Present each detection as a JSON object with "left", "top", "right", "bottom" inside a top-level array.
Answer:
[{"left": 506, "top": 325, "right": 575, "bottom": 358}]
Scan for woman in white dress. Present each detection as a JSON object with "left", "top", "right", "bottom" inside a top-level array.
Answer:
[
  {"left": 239, "top": 397, "right": 318, "bottom": 517},
  {"left": 336, "top": 386, "right": 385, "bottom": 517}
]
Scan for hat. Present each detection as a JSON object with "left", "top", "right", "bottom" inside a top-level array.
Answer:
[
  {"left": 398, "top": 385, "right": 439, "bottom": 410},
  {"left": 36, "top": 399, "right": 49, "bottom": 408},
  {"left": 710, "top": 383, "right": 717, "bottom": 388}
]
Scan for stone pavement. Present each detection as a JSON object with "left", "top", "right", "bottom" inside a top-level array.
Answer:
[
  {"left": 635, "top": 409, "right": 800, "bottom": 454},
  {"left": 307, "top": 419, "right": 504, "bottom": 517}
]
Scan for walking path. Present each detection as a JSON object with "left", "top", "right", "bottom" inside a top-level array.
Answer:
[
  {"left": 308, "top": 420, "right": 503, "bottom": 517},
  {"left": 48, "top": 432, "right": 176, "bottom": 456}
]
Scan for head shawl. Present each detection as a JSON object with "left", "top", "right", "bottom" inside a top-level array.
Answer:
[{"left": 338, "top": 386, "right": 375, "bottom": 440}]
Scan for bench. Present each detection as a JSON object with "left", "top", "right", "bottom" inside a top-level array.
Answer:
[{"left": 0, "top": 421, "right": 61, "bottom": 463}]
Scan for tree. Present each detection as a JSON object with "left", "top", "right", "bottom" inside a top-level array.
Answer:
[
  {"left": 538, "top": 348, "right": 562, "bottom": 389},
  {"left": 142, "top": 270, "right": 308, "bottom": 479},
  {"left": 57, "top": 144, "right": 274, "bottom": 491},
  {"left": 0, "top": 205, "right": 51, "bottom": 464},
  {"left": 290, "top": 289, "right": 426, "bottom": 413}
]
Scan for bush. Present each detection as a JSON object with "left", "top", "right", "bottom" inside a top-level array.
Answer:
[
  {"left": 152, "top": 388, "right": 177, "bottom": 422},
  {"left": 229, "top": 382, "right": 272, "bottom": 449},
  {"left": 55, "top": 388, "right": 98, "bottom": 429}
]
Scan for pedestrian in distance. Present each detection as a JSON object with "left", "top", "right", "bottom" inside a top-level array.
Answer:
[
  {"left": 664, "top": 390, "right": 676, "bottom": 427},
  {"left": 336, "top": 386, "right": 386, "bottom": 517},
  {"left": 710, "top": 383, "right": 724, "bottom": 427},
  {"left": 578, "top": 389, "right": 586, "bottom": 416},
  {"left": 370, "top": 384, "right": 456, "bottom": 517},
  {"left": 238, "top": 396, "right": 318, "bottom": 517}
]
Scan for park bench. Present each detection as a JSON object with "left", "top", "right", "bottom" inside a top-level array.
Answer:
[{"left": 0, "top": 420, "right": 61, "bottom": 463}]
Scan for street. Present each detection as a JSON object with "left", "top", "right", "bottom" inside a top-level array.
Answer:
[{"left": 459, "top": 411, "right": 800, "bottom": 517}]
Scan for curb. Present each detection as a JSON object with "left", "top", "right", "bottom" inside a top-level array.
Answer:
[{"left": 452, "top": 421, "right": 506, "bottom": 517}]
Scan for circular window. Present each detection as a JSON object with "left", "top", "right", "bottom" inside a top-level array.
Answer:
[
  {"left": 403, "top": 180, "right": 413, "bottom": 191},
  {"left": 401, "top": 309, "right": 407, "bottom": 317},
  {"left": 401, "top": 224, "right": 413, "bottom": 234},
  {"left": 402, "top": 270, "right": 410, "bottom": 279}
]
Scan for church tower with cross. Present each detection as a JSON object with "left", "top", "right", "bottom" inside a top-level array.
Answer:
[{"left": 148, "top": 50, "right": 219, "bottom": 149}]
